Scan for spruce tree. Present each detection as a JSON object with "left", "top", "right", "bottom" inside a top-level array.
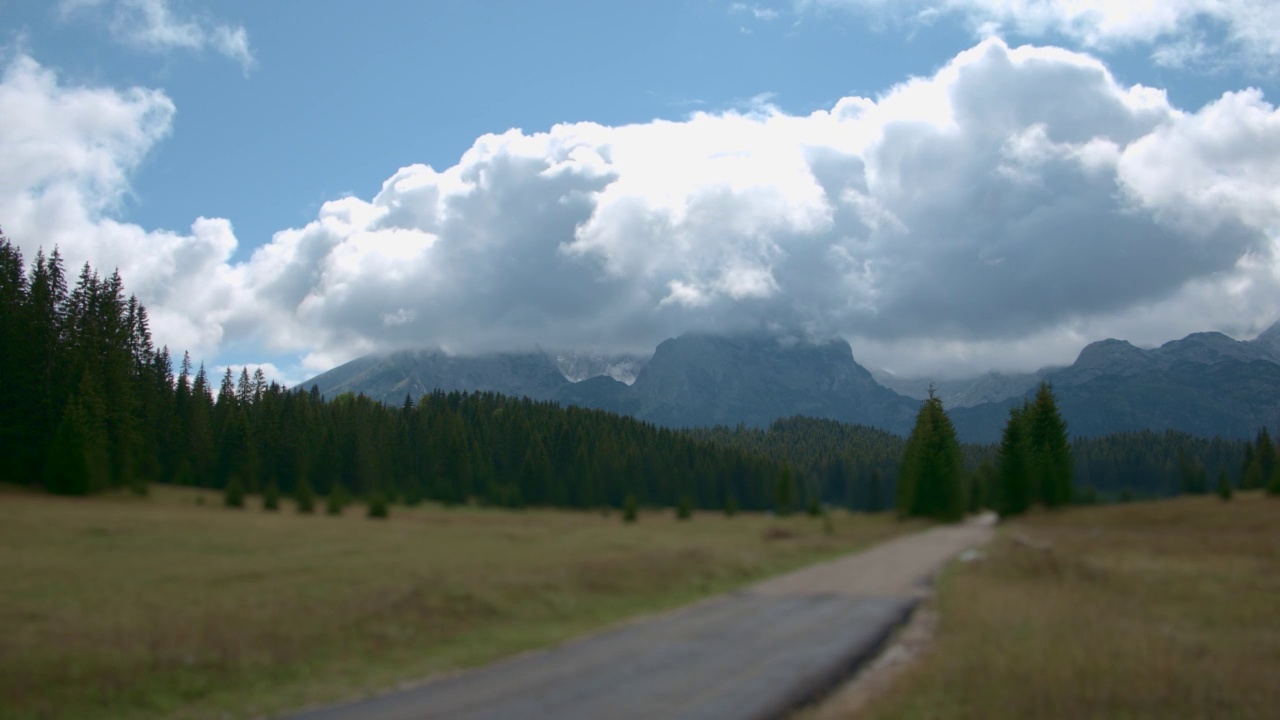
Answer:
[
  {"left": 403, "top": 476, "right": 425, "bottom": 507},
  {"left": 1192, "top": 463, "right": 1209, "bottom": 495},
  {"left": 996, "top": 405, "right": 1031, "bottom": 517},
  {"left": 0, "top": 234, "right": 32, "bottom": 485},
  {"left": 224, "top": 474, "right": 245, "bottom": 508},
  {"left": 775, "top": 466, "right": 795, "bottom": 515},
  {"left": 367, "top": 491, "right": 389, "bottom": 519},
  {"left": 970, "top": 458, "right": 996, "bottom": 512},
  {"left": 1257, "top": 427, "right": 1277, "bottom": 483},
  {"left": 517, "top": 439, "right": 553, "bottom": 506},
  {"left": 724, "top": 493, "right": 738, "bottom": 517},
  {"left": 1240, "top": 441, "right": 1255, "bottom": 486},
  {"left": 45, "top": 372, "right": 110, "bottom": 495},
  {"left": 262, "top": 479, "right": 280, "bottom": 511},
  {"left": 897, "top": 389, "right": 965, "bottom": 522},
  {"left": 1245, "top": 428, "right": 1278, "bottom": 491},
  {"left": 45, "top": 396, "right": 106, "bottom": 495},
  {"left": 326, "top": 485, "right": 345, "bottom": 516},
  {"left": 1026, "top": 383, "right": 1072, "bottom": 508},
  {"left": 676, "top": 494, "right": 692, "bottom": 520},
  {"left": 1217, "top": 468, "right": 1234, "bottom": 501},
  {"left": 295, "top": 475, "right": 316, "bottom": 514},
  {"left": 623, "top": 492, "right": 638, "bottom": 523},
  {"left": 867, "top": 470, "right": 884, "bottom": 512},
  {"left": 806, "top": 496, "right": 821, "bottom": 517}
]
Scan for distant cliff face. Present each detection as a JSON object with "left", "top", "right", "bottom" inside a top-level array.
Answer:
[
  {"left": 299, "top": 334, "right": 922, "bottom": 433},
  {"left": 553, "top": 352, "right": 648, "bottom": 385},
  {"left": 590, "top": 334, "right": 920, "bottom": 433},
  {"left": 301, "top": 322, "right": 1280, "bottom": 443},
  {"left": 949, "top": 322, "right": 1280, "bottom": 442}
]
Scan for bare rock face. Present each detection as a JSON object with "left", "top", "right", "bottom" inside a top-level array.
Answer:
[
  {"left": 301, "top": 321, "right": 1280, "bottom": 444},
  {"left": 300, "top": 334, "right": 922, "bottom": 433},
  {"left": 608, "top": 334, "right": 918, "bottom": 433},
  {"left": 553, "top": 352, "right": 648, "bottom": 385}
]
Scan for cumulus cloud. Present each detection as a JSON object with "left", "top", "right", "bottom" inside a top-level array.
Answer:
[
  {"left": 0, "top": 54, "right": 244, "bottom": 357},
  {"left": 58, "top": 0, "right": 255, "bottom": 72},
  {"left": 805, "top": 0, "right": 1280, "bottom": 70},
  {"left": 4, "top": 40, "right": 1280, "bottom": 378}
]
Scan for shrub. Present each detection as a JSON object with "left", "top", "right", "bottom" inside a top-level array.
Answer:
[
  {"left": 1217, "top": 469, "right": 1234, "bottom": 501},
  {"left": 224, "top": 475, "right": 245, "bottom": 508},
  {"left": 367, "top": 492, "right": 389, "bottom": 519},
  {"left": 295, "top": 477, "right": 315, "bottom": 514},
  {"left": 325, "top": 485, "right": 345, "bottom": 516},
  {"left": 262, "top": 480, "right": 280, "bottom": 511}
]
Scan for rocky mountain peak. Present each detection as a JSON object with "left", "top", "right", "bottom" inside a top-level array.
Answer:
[{"left": 1073, "top": 338, "right": 1149, "bottom": 371}]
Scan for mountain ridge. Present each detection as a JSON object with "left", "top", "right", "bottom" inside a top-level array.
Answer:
[{"left": 300, "top": 321, "right": 1280, "bottom": 443}]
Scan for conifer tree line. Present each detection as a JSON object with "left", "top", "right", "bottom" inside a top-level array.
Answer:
[
  {"left": 1072, "top": 430, "right": 1250, "bottom": 500},
  {"left": 0, "top": 234, "right": 793, "bottom": 510},
  {"left": 0, "top": 235, "right": 172, "bottom": 494},
  {"left": 692, "top": 412, "right": 1263, "bottom": 513},
  {"left": 688, "top": 417, "right": 907, "bottom": 512},
  {"left": 1239, "top": 426, "right": 1280, "bottom": 496},
  {"left": 4, "top": 231, "right": 1270, "bottom": 512}
]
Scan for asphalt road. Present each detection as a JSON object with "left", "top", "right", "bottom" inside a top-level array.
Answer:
[{"left": 285, "top": 520, "right": 993, "bottom": 720}]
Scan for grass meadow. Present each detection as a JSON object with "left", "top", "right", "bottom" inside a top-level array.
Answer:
[
  {"left": 861, "top": 492, "right": 1280, "bottom": 719},
  {"left": 0, "top": 485, "right": 913, "bottom": 720}
]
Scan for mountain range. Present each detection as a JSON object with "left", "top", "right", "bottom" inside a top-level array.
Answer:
[{"left": 299, "top": 323, "right": 1280, "bottom": 443}]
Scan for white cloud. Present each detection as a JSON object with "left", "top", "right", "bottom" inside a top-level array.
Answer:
[
  {"left": 4, "top": 41, "right": 1280, "bottom": 379},
  {"left": 732, "top": 3, "right": 782, "bottom": 21},
  {"left": 0, "top": 55, "right": 243, "bottom": 358},
  {"left": 805, "top": 0, "right": 1280, "bottom": 70},
  {"left": 59, "top": 0, "right": 255, "bottom": 72}
]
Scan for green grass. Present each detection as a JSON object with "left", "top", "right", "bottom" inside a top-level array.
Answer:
[
  {"left": 0, "top": 485, "right": 915, "bottom": 720},
  {"left": 862, "top": 492, "right": 1280, "bottom": 719}
]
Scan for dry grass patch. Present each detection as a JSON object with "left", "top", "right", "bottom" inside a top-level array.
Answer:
[
  {"left": 861, "top": 492, "right": 1280, "bottom": 719},
  {"left": 0, "top": 485, "right": 911, "bottom": 720}
]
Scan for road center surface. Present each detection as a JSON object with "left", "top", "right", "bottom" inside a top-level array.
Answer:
[{"left": 285, "top": 519, "right": 993, "bottom": 720}]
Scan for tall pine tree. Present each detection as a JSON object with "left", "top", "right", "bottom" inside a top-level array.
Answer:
[
  {"left": 897, "top": 389, "right": 965, "bottom": 522},
  {"left": 1026, "top": 382, "right": 1073, "bottom": 508},
  {"left": 996, "top": 405, "right": 1031, "bottom": 517}
]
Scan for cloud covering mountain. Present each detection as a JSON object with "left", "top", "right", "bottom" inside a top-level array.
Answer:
[{"left": 3, "top": 35, "right": 1279, "bottom": 378}]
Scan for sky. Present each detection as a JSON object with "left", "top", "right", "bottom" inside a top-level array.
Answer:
[{"left": 3, "top": 0, "right": 1280, "bottom": 383}]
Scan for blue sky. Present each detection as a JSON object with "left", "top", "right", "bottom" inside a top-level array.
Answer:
[{"left": 4, "top": 0, "right": 1280, "bottom": 382}]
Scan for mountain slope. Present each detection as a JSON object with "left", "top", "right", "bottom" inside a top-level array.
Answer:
[
  {"left": 871, "top": 368, "right": 1046, "bottom": 408},
  {"left": 300, "top": 321, "right": 1280, "bottom": 443},
  {"left": 301, "top": 349, "right": 571, "bottom": 406},
  {"left": 951, "top": 323, "right": 1280, "bottom": 442},
  {"left": 572, "top": 334, "right": 921, "bottom": 433}
]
